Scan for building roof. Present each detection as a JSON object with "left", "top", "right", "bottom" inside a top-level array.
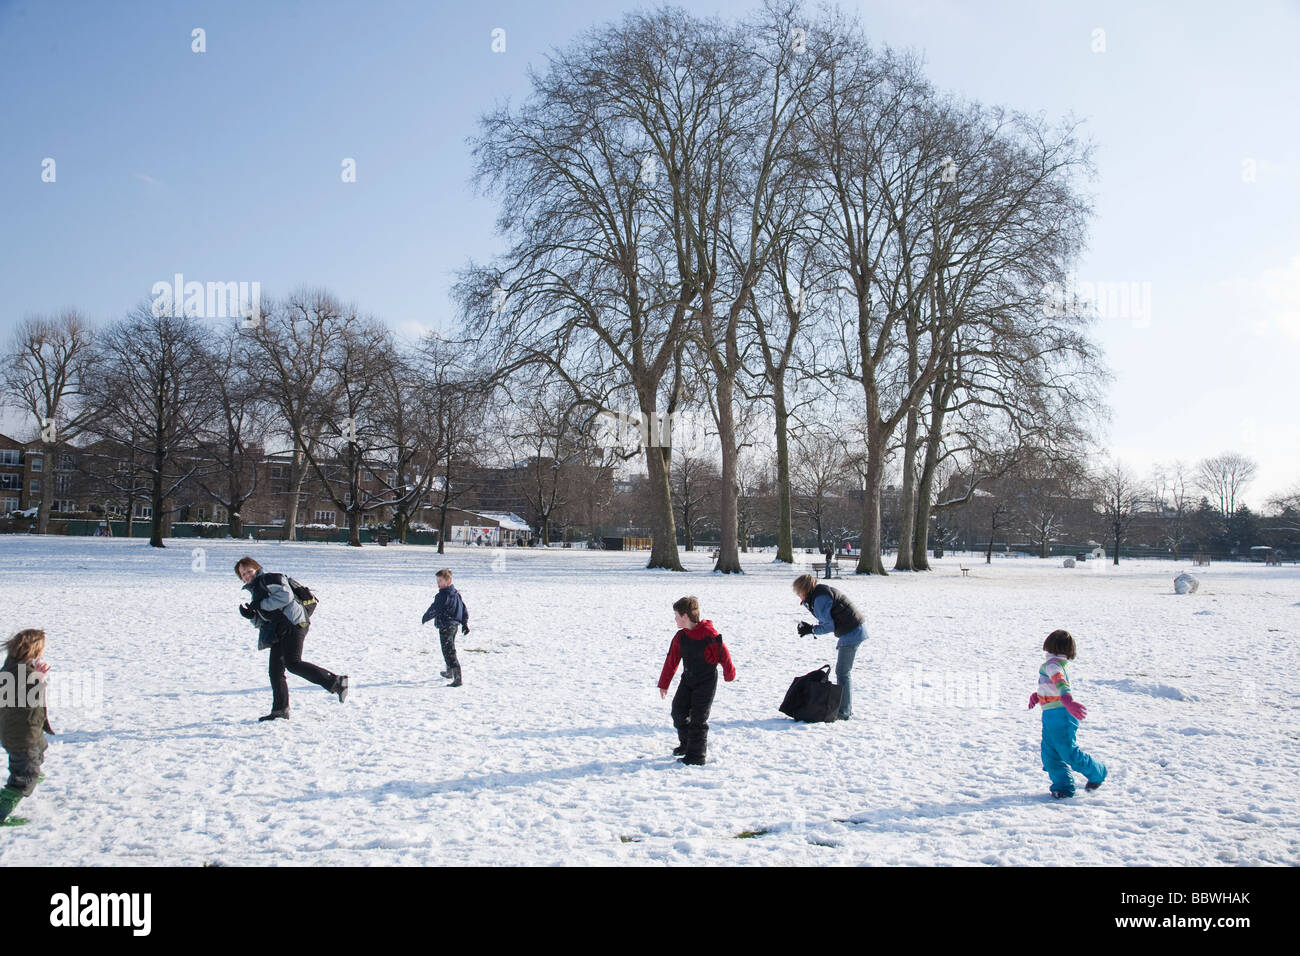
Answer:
[{"left": 475, "top": 511, "right": 532, "bottom": 532}]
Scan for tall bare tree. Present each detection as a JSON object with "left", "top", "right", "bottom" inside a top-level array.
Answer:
[
  {"left": 1095, "top": 459, "right": 1147, "bottom": 566},
  {"left": 193, "top": 323, "right": 267, "bottom": 538},
  {"left": 1196, "top": 452, "right": 1258, "bottom": 519},
  {"left": 459, "top": 9, "right": 700, "bottom": 571},
  {"left": 244, "top": 290, "right": 351, "bottom": 540},
  {"left": 2, "top": 311, "right": 96, "bottom": 532},
  {"left": 83, "top": 305, "right": 216, "bottom": 547}
]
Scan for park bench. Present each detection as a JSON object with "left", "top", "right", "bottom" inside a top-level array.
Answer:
[{"left": 959, "top": 565, "right": 970, "bottom": 577}]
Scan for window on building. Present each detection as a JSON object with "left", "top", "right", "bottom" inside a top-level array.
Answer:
[
  {"left": 214, "top": 507, "right": 227, "bottom": 522},
  {"left": 314, "top": 511, "right": 335, "bottom": 526},
  {"left": 29, "top": 480, "right": 40, "bottom": 495},
  {"left": 54, "top": 500, "right": 77, "bottom": 513},
  {"left": 0, "top": 497, "right": 19, "bottom": 513},
  {"left": 134, "top": 502, "right": 152, "bottom": 519},
  {"left": 0, "top": 450, "right": 19, "bottom": 466},
  {"left": 271, "top": 465, "right": 286, "bottom": 479},
  {"left": 55, "top": 474, "right": 73, "bottom": 493},
  {"left": 29, "top": 455, "right": 43, "bottom": 473},
  {"left": 58, "top": 454, "right": 74, "bottom": 471},
  {"left": 0, "top": 474, "right": 18, "bottom": 490}
]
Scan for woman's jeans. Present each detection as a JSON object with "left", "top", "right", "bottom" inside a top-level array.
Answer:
[{"left": 835, "top": 643, "right": 858, "bottom": 719}]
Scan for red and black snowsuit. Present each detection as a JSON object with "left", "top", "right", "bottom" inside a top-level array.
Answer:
[{"left": 658, "top": 620, "right": 736, "bottom": 763}]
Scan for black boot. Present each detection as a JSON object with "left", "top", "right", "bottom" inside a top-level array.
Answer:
[
  {"left": 440, "top": 669, "right": 453, "bottom": 679},
  {"left": 331, "top": 675, "right": 349, "bottom": 703},
  {"left": 449, "top": 666, "right": 462, "bottom": 687},
  {"left": 672, "top": 745, "right": 687, "bottom": 756},
  {"left": 258, "top": 710, "right": 289, "bottom": 722}
]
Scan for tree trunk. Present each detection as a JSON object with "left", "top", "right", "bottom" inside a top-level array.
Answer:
[
  {"left": 36, "top": 443, "right": 55, "bottom": 533},
  {"left": 348, "top": 508, "right": 362, "bottom": 547},
  {"left": 773, "top": 383, "right": 794, "bottom": 564},
  {"left": 644, "top": 440, "right": 683, "bottom": 572},
  {"left": 911, "top": 398, "right": 945, "bottom": 570},
  {"left": 149, "top": 449, "right": 165, "bottom": 548},
  {"left": 229, "top": 508, "right": 244, "bottom": 539},
  {"left": 713, "top": 374, "right": 742, "bottom": 574},
  {"left": 894, "top": 404, "right": 919, "bottom": 571},
  {"left": 855, "top": 429, "right": 888, "bottom": 575},
  {"left": 1113, "top": 529, "right": 1120, "bottom": 565},
  {"left": 281, "top": 448, "right": 305, "bottom": 541}
]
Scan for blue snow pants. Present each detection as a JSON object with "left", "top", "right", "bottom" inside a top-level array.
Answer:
[{"left": 1040, "top": 708, "right": 1106, "bottom": 796}]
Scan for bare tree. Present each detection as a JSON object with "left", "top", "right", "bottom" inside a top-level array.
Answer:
[
  {"left": 672, "top": 450, "right": 719, "bottom": 552},
  {"left": 300, "top": 318, "right": 404, "bottom": 547},
  {"left": 82, "top": 305, "right": 217, "bottom": 547},
  {"left": 1151, "top": 460, "right": 1194, "bottom": 558},
  {"left": 459, "top": 10, "right": 698, "bottom": 571},
  {"left": 1196, "top": 452, "right": 1258, "bottom": 519},
  {"left": 416, "top": 335, "right": 487, "bottom": 554},
  {"left": 244, "top": 290, "right": 351, "bottom": 540},
  {"left": 193, "top": 323, "right": 267, "bottom": 538},
  {"left": 1095, "top": 459, "right": 1147, "bottom": 566},
  {"left": 2, "top": 311, "right": 96, "bottom": 532},
  {"left": 791, "top": 425, "right": 853, "bottom": 548}
]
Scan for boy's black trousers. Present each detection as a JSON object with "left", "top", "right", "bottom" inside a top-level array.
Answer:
[
  {"left": 437, "top": 624, "right": 460, "bottom": 671},
  {"left": 268, "top": 621, "right": 338, "bottom": 712},
  {"left": 671, "top": 670, "right": 718, "bottom": 760}
]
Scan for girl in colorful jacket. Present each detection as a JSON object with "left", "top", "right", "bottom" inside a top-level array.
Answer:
[{"left": 1029, "top": 629, "right": 1107, "bottom": 798}]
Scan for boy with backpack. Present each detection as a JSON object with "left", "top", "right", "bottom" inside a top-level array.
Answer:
[
  {"left": 420, "top": 568, "right": 469, "bottom": 687},
  {"left": 235, "top": 556, "right": 347, "bottom": 721}
]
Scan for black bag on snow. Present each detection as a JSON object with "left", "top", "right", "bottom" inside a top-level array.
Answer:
[
  {"left": 288, "top": 577, "right": 318, "bottom": 619},
  {"left": 779, "top": 665, "right": 842, "bottom": 722}
]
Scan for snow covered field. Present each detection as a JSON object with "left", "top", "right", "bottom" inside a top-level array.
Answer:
[{"left": 1, "top": 536, "right": 1296, "bottom": 866}]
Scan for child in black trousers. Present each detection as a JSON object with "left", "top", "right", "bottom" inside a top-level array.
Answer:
[
  {"left": 421, "top": 568, "right": 469, "bottom": 687},
  {"left": 657, "top": 596, "right": 735, "bottom": 766}
]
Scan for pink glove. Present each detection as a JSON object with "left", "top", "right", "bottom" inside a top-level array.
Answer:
[
  {"left": 1062, "top": 693, "right": 1087, "bottom": 720},
  {"left": 1028, "top": 692, "right": 1039, "bottom": 709}
]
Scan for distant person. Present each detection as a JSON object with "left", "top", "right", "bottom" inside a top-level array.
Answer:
[
  {"left": 822, "top": 541, "right": 834, "bottom": 577},
  {"left": 793, "top": 573, "right": 866, "bottom": 721},
  {"left": 1029, "top": 629, "right": 1106, "bottom": 798},
  {"left": 0, "top": 628, "right": 55, "bottom": 827},
  {"left": 657, "top": 596, "right": 736, "bottom": 766},
  {"left": 236, "top": 557, "right": 348, "bottom": 721},
  {"left": 421, "top": 568, "right": 469, "bottom": 687}
]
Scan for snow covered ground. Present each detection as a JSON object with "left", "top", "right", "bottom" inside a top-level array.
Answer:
[{"left": 0, "top": 535, "right": 1295, "bottom": 866}]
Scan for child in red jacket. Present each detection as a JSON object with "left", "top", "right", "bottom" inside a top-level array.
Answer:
[{"left": 658, "top": 596, "right": 735, "bottom": 766}]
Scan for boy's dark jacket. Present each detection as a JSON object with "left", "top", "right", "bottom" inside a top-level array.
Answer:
[
  {"left": 1, "top": 657, "right": 52, "bottom": 751},
  {"left": 657, "top": 620, "right": 736, "bottom": 690},
  {"left": 422, "top": 584, "right": 469, "bottom": 629}
]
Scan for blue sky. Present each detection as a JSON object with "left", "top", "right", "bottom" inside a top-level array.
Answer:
[{"left": 1, "top": 0, "right": 1297, "bottom": 504}]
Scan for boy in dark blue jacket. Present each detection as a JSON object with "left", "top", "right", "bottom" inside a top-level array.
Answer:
[{"left": 421, "top": 568, "right": 469, "bottom": 687}]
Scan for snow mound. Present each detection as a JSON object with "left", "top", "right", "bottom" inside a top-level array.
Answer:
[
  {"left": 1174, "top": 572, "right": 1199, "bottom": 595},
  {"left": 1097, "top": 678, "right": 1196, "bottom": 702}
]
